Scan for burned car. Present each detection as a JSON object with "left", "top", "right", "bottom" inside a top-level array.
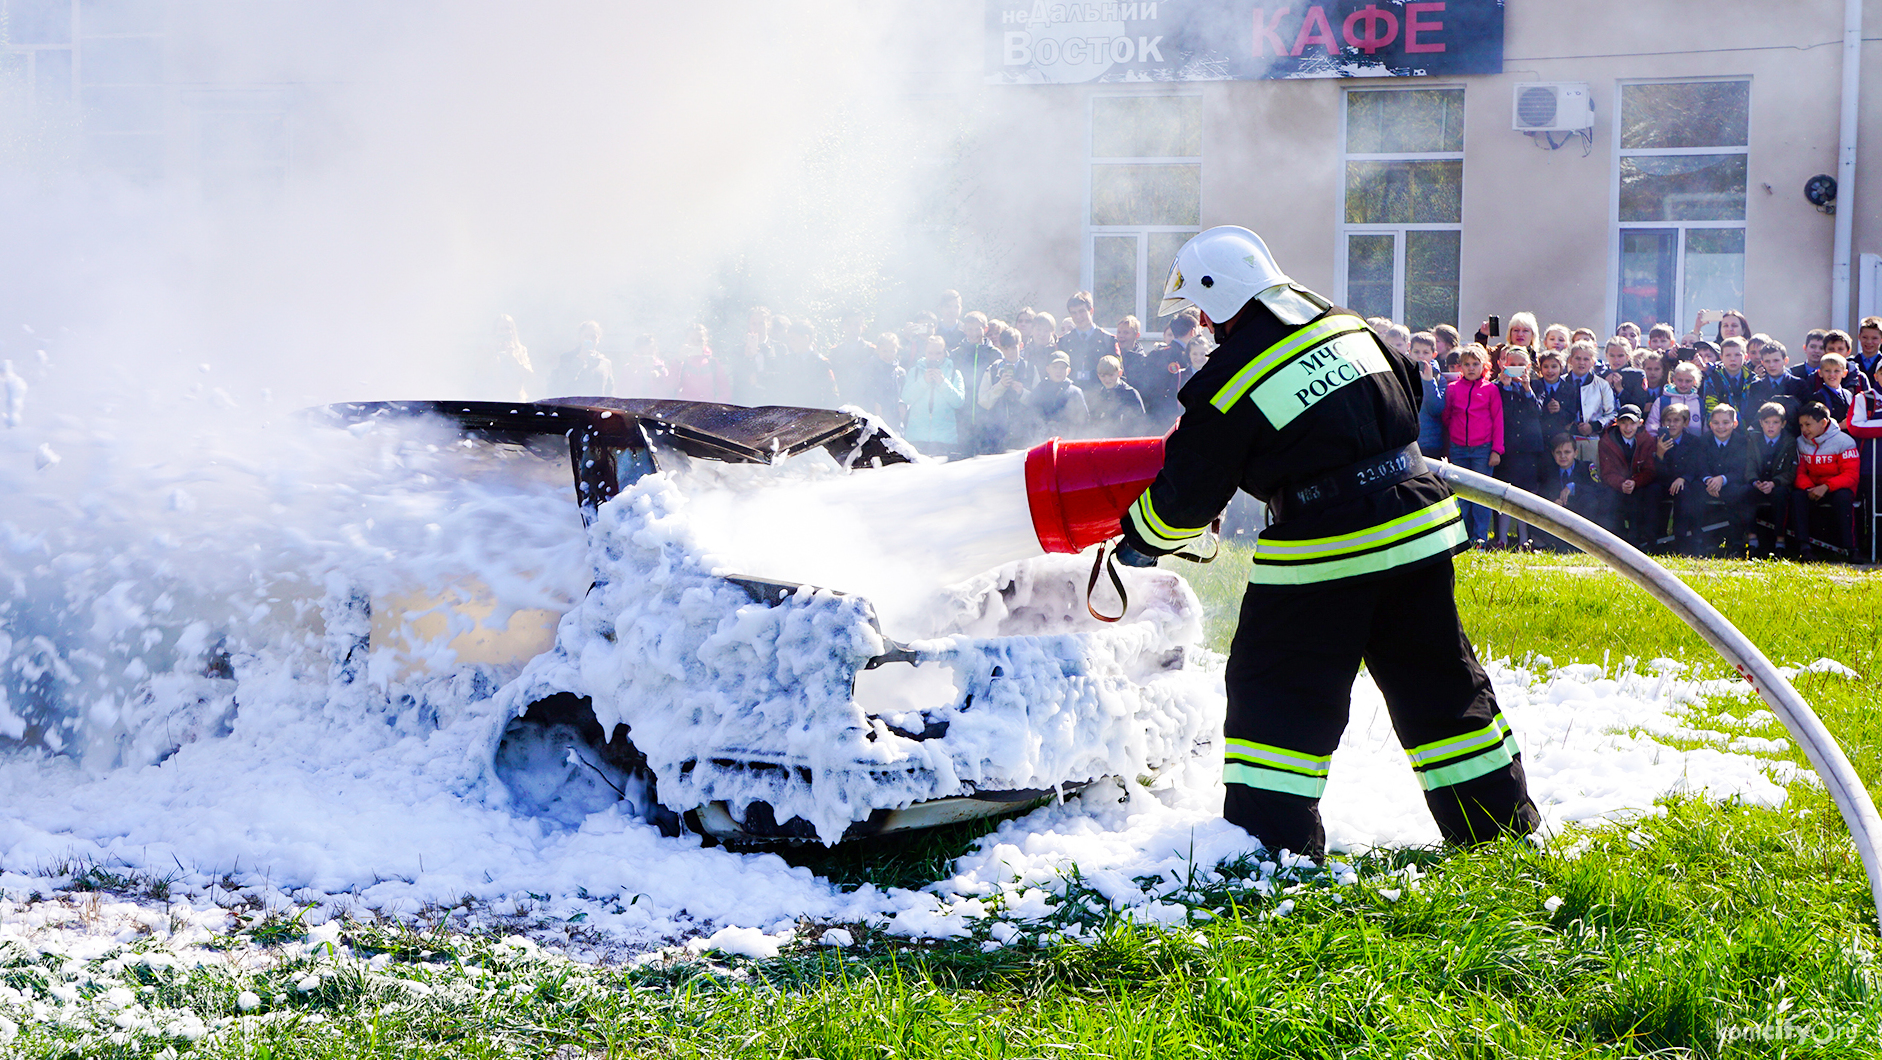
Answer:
[{"left": 314, "top": 398, "right": 1221, "bottom": 845}]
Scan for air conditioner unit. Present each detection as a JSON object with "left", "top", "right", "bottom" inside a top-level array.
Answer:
[{"left": 1512, "top": 82, "right": 1593, "bottom": 132}]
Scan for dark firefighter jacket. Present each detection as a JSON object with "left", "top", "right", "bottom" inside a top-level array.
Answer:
[{"left": 1118, "top": 299, "right": 1465, "bottom": 589}]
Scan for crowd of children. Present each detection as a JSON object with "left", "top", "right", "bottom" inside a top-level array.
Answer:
[
  {"left": 493, "top": 291, "right": 1215, "bottom": 458},
  {"left": 490, "top": 297, "right": 1880, "bottom": 561},
  {"left": 1416, "top": 312, "right": 1881, "bottom": 561}
]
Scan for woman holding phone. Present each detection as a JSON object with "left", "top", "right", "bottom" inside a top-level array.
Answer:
[
  {"left": 1693, "top": 309, "right": 1750, "bottom": 345},
  {"left": 1475, "top": 312, "right": 1540, "bottom": 367}
]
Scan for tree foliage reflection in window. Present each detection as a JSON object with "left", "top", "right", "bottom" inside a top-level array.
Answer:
[
  {"left": 1091, "top": 164, "right": 1200, "bottom": 226},
  {"left": 1620, "top": 82, "right": 1749, "bottom": 150},
  {"left": 1344, "top": 160, "right": 1462, "bottom": 225},
  {"left": 1346, "top": 88, "right": 1464, "bottom": 155},
  {"left": 1092, "top": 96, "right": 1202, "bottom": 158}
]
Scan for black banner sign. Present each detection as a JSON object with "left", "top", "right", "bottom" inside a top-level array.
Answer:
[{"left": 986, "top": 0, "right": 1504, "bottom": 83}]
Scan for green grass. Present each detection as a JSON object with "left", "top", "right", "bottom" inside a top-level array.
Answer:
[{"left": 4, "top": 553, "right": 1880, "bottom": 1058}]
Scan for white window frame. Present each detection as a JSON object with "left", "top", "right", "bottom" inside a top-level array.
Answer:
[
  {"left": 1336, "top": 84, "right": 1466, "bottom": 326},
  {"left": 1607, "top": 77, "right": 1752, "bottom": 335},
  {"left": 1082, "top": 89, "right": 1203, "bottom": 327}
]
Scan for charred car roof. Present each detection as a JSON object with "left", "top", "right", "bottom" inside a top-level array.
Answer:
[{"left": 315, "top": 398, "right": 909, "bottom": 467}]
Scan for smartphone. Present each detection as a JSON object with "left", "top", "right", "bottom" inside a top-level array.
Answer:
[
  {"left": 1487, "top": 315, "right": 1501, "bottom": 337},
  {"left": 1676, "top": 345, "right": 1698, "bottom": 361},
  {"left": 1698, "top": 309, "right": 1722, "bottom": 327}
]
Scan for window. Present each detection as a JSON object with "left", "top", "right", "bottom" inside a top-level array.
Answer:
[
  {"left": 78, "top": 0, "right": 166, "bottom": 180},
  {"left": 1613, "top": 80, "right": 1749, "bottom": 333},
  {"left": 1086, "top": 93, "right": 1201, "bottom": 331},
  {"left": 1339, "top": 87, "right": 1464, "bottom": 331},
  {"left": 1, "top": 0, "right": 75, "bottom": 105}
]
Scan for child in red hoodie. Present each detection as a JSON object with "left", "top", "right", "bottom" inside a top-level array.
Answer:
[
  {"left": 1848, "top": 385, "right": 1882, "bottom": 519},
  {"left": 1791, "top": 402, "right": 1861, "bottom": 560}
]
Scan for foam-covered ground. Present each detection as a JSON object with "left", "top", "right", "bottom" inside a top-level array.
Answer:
[
  {"left": 0, "top": 385, "right": 1823, "bottom": 966},
  {"left": 0, "top": 654, "right": 1820, "bottom": 963}
]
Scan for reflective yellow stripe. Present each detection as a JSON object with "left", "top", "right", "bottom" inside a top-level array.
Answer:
[
  {"left": 1253, "top": 498, "right": 1461, "bottom": 562},
  {"left": 1209, "top": 315, "right": 1371, "bottom": 413},
  {"left": 1246, "top": 518, "right": 1466, "bottom": 586},
  {"left": 1417, "top": 736, "right": 1520, "bottom": 791},
  {"left": 1129, "top": 491, "right": 1205, "bottom": 548},
  {"left": 1224, "top": 738, "right": 1331, "bottom": 777},
  {"left": 1406, "top": 714, "right": 1512, "bottom": 767},
  {"left": 1224, "top": 761, "right": 1327, "bottom": 799}
]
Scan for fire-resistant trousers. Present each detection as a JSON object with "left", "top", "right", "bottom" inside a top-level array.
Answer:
[{"left": 1220, "top": 556, "right": 1541, "bottom": 858}]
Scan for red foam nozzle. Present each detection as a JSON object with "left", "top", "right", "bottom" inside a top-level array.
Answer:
[{"left": 1025, "top": 436, "right": 1166, "bottom": 554}]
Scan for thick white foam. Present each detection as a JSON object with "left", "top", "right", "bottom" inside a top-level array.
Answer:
[{"left": 0, "top": 398, "right": 1817, "bottom": 961}]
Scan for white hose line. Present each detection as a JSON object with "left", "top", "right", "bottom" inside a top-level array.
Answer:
[{"left": 1439, "top": 462, "right": 1882, "bottom": 932}]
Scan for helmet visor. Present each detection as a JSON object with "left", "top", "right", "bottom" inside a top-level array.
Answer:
[
  {"left": 1158, "top": 293, "right": 1196, "bottom": 317},
  {"left": 1157, "top": 259, "right": 1191, "bottom": 317}
]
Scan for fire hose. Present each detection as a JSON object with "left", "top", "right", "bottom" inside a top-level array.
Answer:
[{"left": 1439, "top": 461, "right": 1882, "bottom": 933}]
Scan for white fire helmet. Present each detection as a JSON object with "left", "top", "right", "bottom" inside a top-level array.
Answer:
[{"left": 1158, "top": 226, "right": 1292, "bottom": 323}]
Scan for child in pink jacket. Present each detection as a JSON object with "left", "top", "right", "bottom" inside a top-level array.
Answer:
[{"left": 1441, "top": 346, "right": 1503, "bottom": 543}]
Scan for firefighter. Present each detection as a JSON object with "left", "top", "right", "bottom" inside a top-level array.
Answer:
[{"left": 1115, "top": 226, "right": 1540, "bottom": 858}]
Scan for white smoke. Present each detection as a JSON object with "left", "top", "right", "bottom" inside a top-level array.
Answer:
[
  {"left": 0, "top": 1, "right": 1000, "bottom": 407},
  {"left": 0, "top": 1, "right": 1021, "bottom": 760}
]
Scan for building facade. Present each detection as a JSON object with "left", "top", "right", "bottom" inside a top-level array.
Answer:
[
  {"left": 961, "top": 0, "right": 1882, "bottom": 349},
  {"left": 7, "top": 0, "right": 1878, "bottom": 351},
  {"left": 2, "top": 0, "right": 303, "bottom": 207}
]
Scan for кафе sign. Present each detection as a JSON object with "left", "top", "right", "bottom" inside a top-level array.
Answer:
[{"left": 986, "top": 0, "right": 1505, "bottom": 82}]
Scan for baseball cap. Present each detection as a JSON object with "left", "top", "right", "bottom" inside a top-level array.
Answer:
[{"left": 1616, "top": 404, "right": 1643, "bottom": 422}]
